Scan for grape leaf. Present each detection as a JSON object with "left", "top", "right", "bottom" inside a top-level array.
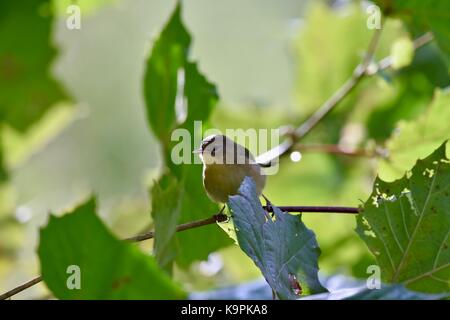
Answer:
[
  {"left": 0, "top": 0, "right": 68, "bottom": 131},
  {"left": 228, "top": 177, "right": 327, "bottom": 299},
  {"left": 378, "top": 89, "right": 450, "bottom": 181},
  {"left": 357, "top": 142, "right": 450, "bottom": 293},
  {"left": 38, "top": 198, "right": 186, "bottom": 299},
  {"left": 376, "top": 0, "right": 450, "bottom": 65},
  {"left": 143, "top": 3, "right": 231, "bottom": 269}
]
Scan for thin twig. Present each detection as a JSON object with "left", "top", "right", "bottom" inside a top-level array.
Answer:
[
  {"left": 125, "top": 213, "right": 229, "bottom": 242},
  {"left": 375, "top": 32, "right": 434, "bottom": 73},
  {"left": 0, "top": 276, "right": 42, "bottom": 300},
  {"left": 293, "top": 144, "right": 371, "bottom": 157},
  {"left": 126, "top": 205, "right": 360, "bottom": 242},
  {"left": 267, "top": 206, "right": 359, "bottom": 214},
  {"left": 256, "top": 31, "right": 434, "bottom": 165},
  {"left": 288, "top": 25, "right": 382, "bottom": 145},
  {"left": 296, "top": 21, "right": 384, "bottom": 140}
]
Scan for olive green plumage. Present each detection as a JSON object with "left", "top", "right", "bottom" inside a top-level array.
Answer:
[{"left": 195, "top": 135, "right": 266, "bottom": 203}]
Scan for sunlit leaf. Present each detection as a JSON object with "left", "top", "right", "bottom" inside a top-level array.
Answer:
[
  {"left": 38, "top": 198, "right": 186, "bottom": 299},
  {"left": 357, "top": 142, "right": 450, "bottom": 293},
  {"left": 390, "top": 37, "right": 414, "bottom": 70},
  {"left": 378, "top": 89, "right": 450, "bottom": 181}
]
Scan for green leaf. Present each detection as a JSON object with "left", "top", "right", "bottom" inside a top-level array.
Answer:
[
  {"left": 378, "top": 89, "right": 450, "bottom": 181},
  {"left": 376, "top": 0, "right": 450, "bottom": 65},
  {"left": 143, "top": 3, "right": 190, "bottom": 145},
  {"left": 38, "top": 198, "right": 186, "bottom": 299},
  {"left": 357, "top": 142, "right": 450, "bottom": 293},
  {"left": 0, "top": 0, "right": 69, "bottom": 131},
  {"left": 150, "top": 175, "right": 183, "bottom": 272},
  {"left": 143, "top": 3, "right": 230, "bottom": 268},
  {"left": 228, "top": 177, "right": 326, "bottom": 299}
]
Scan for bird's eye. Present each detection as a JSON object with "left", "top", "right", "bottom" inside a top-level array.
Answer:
[
  {"left": 211, "top": 147, "right": 216, "bottom": 157},
  {"left": 201, "top": 136, "right": 215, "bottom": 151}
]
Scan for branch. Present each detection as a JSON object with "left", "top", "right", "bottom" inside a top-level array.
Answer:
[
  {"left": 256, "top": 31, "right": 434, "bottom": 165},
  {"left": 125, "top": 213, "right": 229, "bottom": 242},
  {"left": 293, "top": 143, "right": 372, "bottom": 157},
  {"left": 0, "top": 205, "right": 359, "bottom": 300},
  {"left": 374, "top": 32, "right": 433, "bottom": 73},
  {"left": 0, "top": 276, "right": 42, "bottom": 300},
  {"left": 295, "top": 22, "right": 384, "bottom": 140},
  {"left": 125, "top": 205, "right": 359, "bottom": 242}
]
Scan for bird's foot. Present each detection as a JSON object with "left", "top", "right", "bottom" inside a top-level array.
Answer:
[
  {"left": 214, "top": 205, "right": 230, "bottom": 223},
  {"left": 262, "top": 194, "right": 275, "bottom": 218}
]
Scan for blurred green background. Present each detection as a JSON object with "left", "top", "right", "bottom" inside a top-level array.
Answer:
[{"left": 1, "top": 0, "right": 448, "bottom": 298}]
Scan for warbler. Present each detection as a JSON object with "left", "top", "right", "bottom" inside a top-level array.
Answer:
[{"left": 193, "top": 134, "right": 267, "bottom": 204}]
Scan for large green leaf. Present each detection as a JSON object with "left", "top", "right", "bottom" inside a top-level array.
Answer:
[
  {"left": 143, "top": 3, "right": 190, "bottom": 145},
  {"left": 38, "top": 198, "right": 186, "bottom": 299},
  {"left": 228, "top": 177, "right": 326, "bottom": 299},
  {"left": 357, "top": 142, "right": 450, "bottom": 293},
  {"left": 143, "top": 3, "right": 231, "bottom": 269},
  {"left": 378, "top": 89, "right": 450, "bottom": 181},
  {"left": 376, "top": 0, "right": 450, "bottom": 65},
  {"left": 0, "top": 0, "right": 68, "bottom": 131}
]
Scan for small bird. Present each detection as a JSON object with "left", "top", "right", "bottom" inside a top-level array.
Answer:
[{"left": 194, "top": 134, "right": 267, "bottom": 204}]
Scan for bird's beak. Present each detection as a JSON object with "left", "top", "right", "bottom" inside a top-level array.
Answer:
[{"left": 192, "top": 148, "right": 202, "bottom": 154}]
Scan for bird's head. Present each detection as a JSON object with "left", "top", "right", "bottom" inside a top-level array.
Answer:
[{"left": 194, "top": 134, "right": 253, "bottom": 165}]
